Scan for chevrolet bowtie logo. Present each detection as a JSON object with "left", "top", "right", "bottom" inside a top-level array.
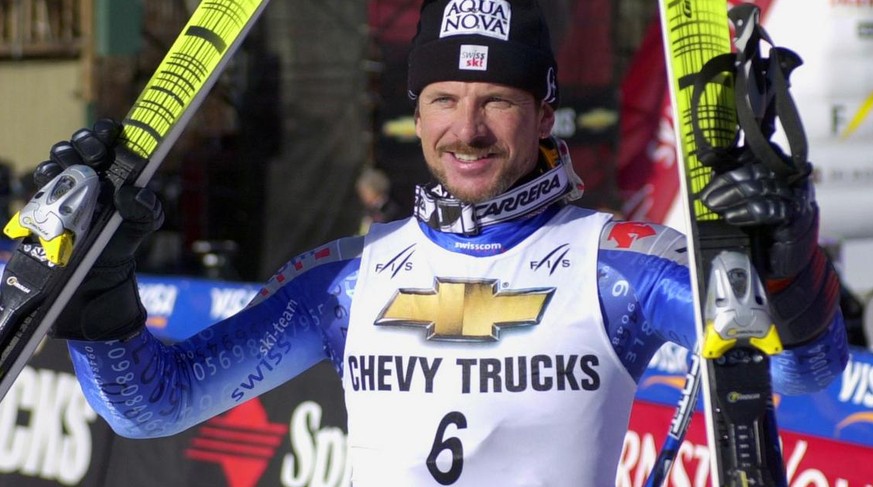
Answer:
[{"left": 376, "top": 278, "right": 554, "bottom": 341}]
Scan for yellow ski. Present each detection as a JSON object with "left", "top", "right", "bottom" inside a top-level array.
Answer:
[
  {"left": 0, "top": 0, "right": 271, "bottom": 401},
  {"left": 659, "top": 1, "right": 792, "bottom": 485}
]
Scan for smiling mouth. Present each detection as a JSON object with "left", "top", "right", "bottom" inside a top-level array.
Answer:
[{"left": 452, "top": 152, "right": 492, "bottom": 162}]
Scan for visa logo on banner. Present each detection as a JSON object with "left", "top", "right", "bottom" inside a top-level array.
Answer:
[
  {"left": 210, "top": 287, "right": 256, "bottom": 320},
  {"left": 140, "top": 283, "right": 179, "bottom": 315},
  {"left": 140, "top": 283, "right": 179, "bottom": 329},
  {"left": 137, "top": 275, "right": 260, "bottom": 340},
  {"left": 839, "top": 356, "right": 873, "bottom": 407},
  {"left": 647, "top": 343, "right": 689, "bottom": 375}
]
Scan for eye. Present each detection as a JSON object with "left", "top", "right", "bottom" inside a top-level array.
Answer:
[
  {"left": 424, "top": 95, "right": 456, "bottom": 109},
  {"left": 485, "top": 97, "right": 513, "bottom": 109}
]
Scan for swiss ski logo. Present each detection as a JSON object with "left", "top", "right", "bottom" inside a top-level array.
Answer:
[{"left": 459, "top": 44, "right": 488, "bottom": 71}]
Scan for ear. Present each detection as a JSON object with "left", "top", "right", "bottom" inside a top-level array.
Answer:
[
  {"left": 414, "top": 103, "right": 422, "bottom": 139},
  {"left": 538, "top": 103, "right": 555, "bottom": 139}
]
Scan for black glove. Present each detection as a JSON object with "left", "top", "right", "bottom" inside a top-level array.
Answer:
[
  {"left": 34, "top": 118, "right": 122, "bottom": 187},
  {"left": 698, "top": 157, "right": 816, "bottom": 279},
  {"left": 699, "top": 151, "right": 840, "bottom": 346},
  {"left": 40, "top": 119, "right": 164, "bottom": 341}
]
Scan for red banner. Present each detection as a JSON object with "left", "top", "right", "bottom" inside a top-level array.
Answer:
[{"left": 623, "top": 400, "right": 873, "bottom": 487}]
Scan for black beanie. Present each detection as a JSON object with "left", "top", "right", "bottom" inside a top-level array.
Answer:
[{"left": 407, "top": 0, "right": 559, "bottom": 107}]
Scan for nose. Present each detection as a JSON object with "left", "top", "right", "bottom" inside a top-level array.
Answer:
[{"left": 454, "top": 102, "right": 489, "bottom": 144}]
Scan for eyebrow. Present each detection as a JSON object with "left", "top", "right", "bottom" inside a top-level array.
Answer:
[
  {"left": 423, "top": 90, "right": 455, "bottom": 99},
  {"left": 423, "top": 88, "right": 531, "bottom": 103}
]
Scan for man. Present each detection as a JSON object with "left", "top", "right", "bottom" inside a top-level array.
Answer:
[{"left": 39, "top": 0, "right": 845, "bottom": 484}]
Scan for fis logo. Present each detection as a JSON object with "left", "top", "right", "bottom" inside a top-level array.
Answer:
[
  {"left": 530, "top": 243, "right": 571, "bottom": 275},
  {"left": 375, "top": 244, "right": 415, "bottom": 278}
]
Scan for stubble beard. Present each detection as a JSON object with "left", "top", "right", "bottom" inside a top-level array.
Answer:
[
  {"left": 428, "top": 142, "right": 528, "bottom": 204},
  {"left": 429, "top": 167, "right": 519, "bottom": 204}
]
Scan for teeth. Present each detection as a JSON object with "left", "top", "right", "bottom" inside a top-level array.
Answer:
[{"left": 454, "top": 153, "right": 483, "bottom": 162}]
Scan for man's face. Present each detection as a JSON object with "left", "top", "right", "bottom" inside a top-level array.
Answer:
[{"left": 415, "top": 81, "right": 555, "bottom": 203}]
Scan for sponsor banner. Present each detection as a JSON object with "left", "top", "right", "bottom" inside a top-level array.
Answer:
[
  {"left": 2, "top": 350, "right": 349, "bottom": 487},
  {"left": 0, "top": 339, "right": 115, "bottom": 487},
  {"left": 639, "top": 344, "right": 873, "bottom": 450},
  {"left": 136, "top": 275, "right": 261, "bottom": 342},
  {"left": 99, "top": 363, "right": 350, "bottom": 487},
  {"left": 766, "top": 0, "right": 873, "bottom": 241},
  {"left": 0, "top": 270, "right": 872, "bottom": 485},
  {"left": 623, "top": 400, "right": 873, "bottom": 487},
  {"left": 631, "top": 343, "right": 873, "bottom": 485},
  {"left": 0, "top": 272, "right": 350, "bottom": 487}
]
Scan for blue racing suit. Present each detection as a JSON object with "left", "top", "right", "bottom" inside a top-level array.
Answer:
[{"left": 67, "top": 203, "right": 848, "bottom": 442}]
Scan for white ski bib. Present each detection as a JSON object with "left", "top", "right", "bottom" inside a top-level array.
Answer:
[{"left": 342, "top": 206, "right": 636, "bottom": 486}]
